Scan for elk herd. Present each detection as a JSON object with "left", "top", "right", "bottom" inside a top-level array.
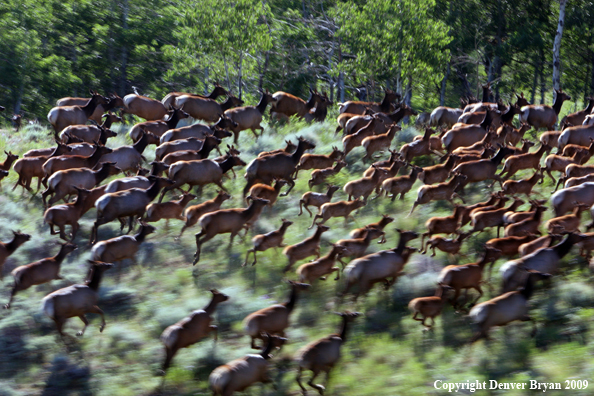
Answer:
[{"left": 1, "top": 81, "right": 594, "bottom": 394}]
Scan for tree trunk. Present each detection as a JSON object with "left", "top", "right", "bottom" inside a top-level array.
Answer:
[
  {"left": 552, "top": 0, "right": 567, "bottom": 91},
  {"left": 203, "top": 67, "right": 209, "bottom": 96},
  {"left": 119, "top": 0, "right": 129, "bottom": 96},
  {"left": 237, "top": 53, "right": 243, "bottom": 100},
  {"left": 531, "top": 51, "right": 539, "bottom": 104},
  {"left": 440, "top": 62, "right": 450, "bottom": 106},
  {"left": 403, "top": 75, "right": 412, "bottom": 124},
  {"left": 540, "top": 47, "right": 546, "bottom": 104}
]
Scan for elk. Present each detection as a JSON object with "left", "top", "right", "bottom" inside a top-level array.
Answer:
[
  {"left": 519, "top": 89, "right": 571, "bottom": 130},
  {"left": 161, "top": 289, "right": 229, "bottom": 373},
  {"left": 176, "top": 93, "right": 245, "bottom": 123},
  {"left": 12, "top": 143, "right": 74, "bottom": 193},
  {"left": 501, "top": 168, "right": 544, "bottom": 197},
  {"left": 518, "top": 235, "right": 560, "bottom": 257},
  {"left": 5, "top": 243, "right": 77, "bottom": 309},
  {"left": 298, "top": 185, "right": 340, "bottom": 217},
  {"left": 500, "top": 233, "right": 585, "bottom": 292},
  {"left": 350, "top": 214, "right": 394, "bottom": 243},
  {"left": 159, "top": 116, "right": 236, "bottom": 144},
  {"left": 543, "top": 150, "right": 590, "bottom": 184},
  {"left": 503, "top": 205, "right": 547, "bottom": 237},
  {"left": 156, "top": 136, "right": 209, "bottom": 161},
  {"left": 43, "top": 187, "right": 93, "bottom": 241},
  {"left": 469, "top": 271, "right": 552, "bottom": 342},
  {"left": 361, "top": 124, "right": 400, "bottom": 161},
  {"left": 104, "top": 161, "right": 169, "bottom": 193},
  {"left": 144, "top": 193, "right": 197, "bottom": 225},
  {"left": 408, "top": 285, "right": 451, "bottom": 328},
  {"left": 244, "top": 137, "right": 316, "bottom": 196},
  {"left": 295, "top": 312, "right": 361, "bottom": 395},
  {"left": 161, "top": 84, "right": 229, "bottom": 108},
  {"left": 309, "top": 199, "right": 366, "bottom": 229},
  {"left": 47, "top": 90, "right": 108, "bottom": 133},
  {"left": 544, "top": 202, "right": 590, "bottom": 234},
  {"left": 58, "top": 122, "right": 118, "bottom": 145},
  {"left": 485, "top": 234, "right": 539, "bottom": 257},
  {"left": 305, "top": 91, "right": 332, "bottom": 123},
  {"left": 225, "top": 91, "right": 277, "bottom": 144},
  {"left": 192, "top": 197, "right": 270, "bottom": 264},
  {"left": 450, "top": 146, "right": 513, "bottom": 192},
  {"left": 121, "top": 93, "right": 168, "bottom": 121},
  {"left": 343, "top": 166, "right": 388, "bottom": 203},
  {"left": 421, "top": 205, "right": 465, "bottom": 248},
  {"left": 90, "top": 223, "right": 155, "bottom": 269},
  {"left": 243, "top": 219, "right": 293, "bottom": 266},
  {"left": 562, "top": 173, "right": 594, "bottom": 189},
  {"left": 564, "top": 164, "right": 594, "bottom": 181},
  {"left": 159, "top": 154, "right": 245, "bottom": 203},
  {"left": 41, "top": 143, "right": 114, "bottom": 182},
  {"left": 90, "top": 176, "right": 175, "bottom": 244},
  {"left": 283, "top": 224, "right": 330, "bottom": 272},
  {"left": 0, "top": 231, "right": 31, "bottom": 280},
  {"left": 540, "top": 130, "right": 562, "bottom": 149},
  {"left": 381, "top": 165, "right": 423, "bottom": 201},
  {"left": 178, "top": 191, "right": 232, "bottom": 238},
  {"left": 270, "top": 88, "right": 322, "bottom": 120},
  {"left": 423, "top": 232, "right": 471, "bottom": 257},
  {"left": 127, "top": 106, "right": 190, "bottom": 142},
  {"left": 243, "top": 281, "right": 310, "bottom": 348},
  {"left": 441, "top": 109, "right": 500, "bottom": 152},
  {"left": 42, "top": 162, "right": 121, "bottom": 207},
  {"left": 338, "top": 89, "right": 400, "bottom": 115},
  {"left": 399, "top": 127, "right": 438, "bottom": 162},
  {"left": 209, "top": 334, "right": 286, "bottom": 396},
  {"left": 246, "top": 180, "right": 287, "bottom": 206},
  {"left": 55, "top": 93, "right": 123, "bottom": 124},
  {"left": 294, "top": 146, "right": 344, "bottom": 177},
  {"left": 498, "top": 144, "right": 550, "bottom": 179},
  {"left": 257, "top": 140, "right": 297, "bottom": 158},
  {"left": 409, "top": 174, "right": 467, "bottom": 215},
  {"left": 160, "top": 135, "right": 223, "bottom": 165},
  {"left": 296, "top": 244, "right": 348, "bottom": 284},
  {"left": 343, "top": 230, "right": 419, "bottom": 300},
  {"left": 0, "top": 151, "right": 18, "bottom": 172},
  {"left": 504, "top": 123, "right": 531, "bottom": 146},
  {"left": 469, "top": 197, "right": 525, "bottom": 237},
  {"left": 429, "top": 106, "right": 464, "bottom": 128},
  {"left": 308, "top": 161, "right": 347, "bottom": 188},
  {"left": 438, "top": 247, "right": 502, "bottom": 310},
  {"left": 558, "top": 124, "right": 594, "bottom": 150},
  {"left": 419, "top": 154, "right": 460, "bottom": 185},
  {"left": 505, "top": 139, "right": 536, "bottom": 157},
  {"left": 41, "top": 261, "right": 113, "bottom": 338},
  {"left": 551, "top": 182, "right": 594, "bottom": 216},
  {"left": 342, "top": 115, "right": 386, "bottom": 156}
]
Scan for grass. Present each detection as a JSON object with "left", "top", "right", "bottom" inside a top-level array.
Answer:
[{"left": 0, "top": 111, "right": 593, "bottom": 395}]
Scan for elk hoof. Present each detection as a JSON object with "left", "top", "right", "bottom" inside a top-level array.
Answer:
[{"left": 76, "top": 331, "right": 84, "bottom": 336}]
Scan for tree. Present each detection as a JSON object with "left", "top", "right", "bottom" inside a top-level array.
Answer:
[{"left": 553, "top": 0, "right": 567, "bottom": 90}]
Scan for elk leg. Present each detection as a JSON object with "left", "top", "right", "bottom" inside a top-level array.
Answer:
[
  {"left": 243, "top": 249, "right": 253, "bottom": 267},
  {"left": 296, "top": 367, "right": 307, "bottom": 394},
  {"left": 209, "top": 325, "right": 218, "bottom": 342},
  {"left": 281, "top": 179, "right": 295, "bottom": 196},
  {"left": 309, "top": 214, "right": 323, "bottom": 229},
  {"left": 412, "top": 312, "right": 423, "bottom": 322},
  {"left": 162, "top": 346, "right": 175, "bottom": 373},
  {"left": 88, "top": 305, "right": 106, "bottom": 332},
  {"left": 70, "top": 222, "right": 79, "bottom": 241},
  {"left": 76, "top": 315, "right": 89, "bottom": 336},
  {"left": 471, "top": 285, "right": 483, "bottom": 306},
  {"left": 307, "top": 369, "right": 324, "bottom": 393},
  {"left": 332, "top": 266, "right": 340, "bottom": 280}
]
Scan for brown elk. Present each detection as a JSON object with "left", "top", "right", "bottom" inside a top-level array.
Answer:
[
  {"left": 429, "top": 106, "right": 464, "bottom": 128},
  {"left": 381, "top": 165, "right": 423, "bottom": 201},
  {"left": 421, "top": 205, "right": 465, "bottom": 248},
  {"left": 56, "top": 93, "right": 124, "bottom": 124},
  {"left": 283, "top": 224, "right": 330, "bottom": 272},
  {"left": 296, "top": 244, "right": 348, "bottom": 284},
  {"left": 243, "top": 281, "right": 310, "bottom": 348},
  {"left": 161, "top": 289, "right": 229, "bottom": 373},
  {"left": 338, "top": 89, "right": 400, "bottom": 115},
  {"left": 127, "top": 106, "right": 190, "bottom": 142},
  {"left": 192, "top": 197, "right": 270, "bottom": 264},
  {"left": 179, "top": 190, "right": 232, "bottom": 238},
  {"left": 176, "top": 94, "right": 245, "bottom": 124},
  {"left": 343, "top": 166, "right": 388, "bottom": 203},
  {"left": 342, "top": 115, "right": 386, "bottom": 156},
  {"left": 408, "top": 286, "right": 451, "bottom": 328},
  {"left": 270, "top": 88, "right": 322, "bottom": 120},
  {"left": 298, "top": 185, "right": 340, "bottom": 217},
  {"left": 498, "top": 144, "right": 550, "bottom": 179},
  {"left": 246, "top": 179, "right": 287, "bottom": 206},
  {"left": 294, "top": 146, "right": 344, "bottom": 177},
  {"left": 144, "top": 193, "right": 197, "bottom": 225},
  {"left": 501, "top": 168, "right": 544, "bottom": 197},
  {"left": 350, "top": 214, "right": 394, "bottom": 244},
  {"left": 5, "top": 243, "right": 77, "bottom": 309},
  {"left": 41, "top": 261, "right": 113, "bottom": 338},
  {"left": 224, "top": 91, "right": 277, "bottom": 144},
  {"left": 42, "top": 161, "right": 121, "bottom": 207},
  {"left": 41, "top": 143, "right": 113, "bottom": 183},
  {"left": 90, "top": 223, "right": 156, "bottom": 268},
  {"left": 12, "top": 143, "right": 74, "bottom": 193},
  {"left": 423, "top": 232, "right": 471, "bottom": 257},
  {"left": 90, "top": 176, "right": 175, "bottom": 243},
  {"left": 243, "top": 219, "right": 293, "bottom": 266},
  {"left": 0, "top": 231, "right": 31, "bottom": 280},
  {"left": 305, "top": 91, "right": 332, "bottom": 123},
  {"left": 43, "top": 187, "right": 94, "bottom": 241},
  {"left": 47, "top": 90, "right": 108, "bottom": 133},
  {"left": 58, "top": 114, "right": 120, "bottom": 143},
  {"left": 519, "top": 89, "right": 571, "bottom": 130},
  {"left": 159, "top": 117, "right": 236, "bottom": 144},
  {"left": 419, "top": 154, "right": 460, "bottom": 185},
  {"left": 295, "top": 312, "right": 361, "bottom": 395},
  {"left": 470, "top": 197, "right": 525, "bottom": 237},
  {"left": 161, "top": 84, "right": 228, "bottom": 108},
  {"left": 409, "top": 174, "right": 467, "bottom": 215},
  {"left": 308, "top": 161, "right": 346, "bottom": 188},
  {"left": 121, "top": 93, "right": 168, "bottom": 121},
  {"left": 441, "top": 109, "right": 500, "bottom": 152},
  {"left": 309, "top": 199, "right": 366, "bottom": 229},
  {"left": 244, "top": 137, "right": 315, "bottom": 196}
]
